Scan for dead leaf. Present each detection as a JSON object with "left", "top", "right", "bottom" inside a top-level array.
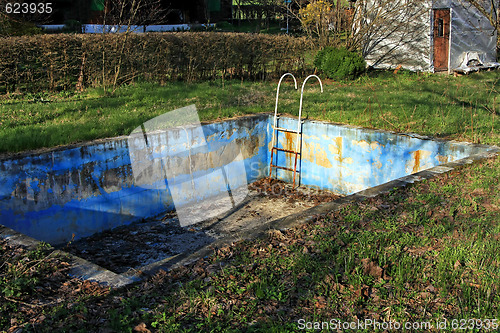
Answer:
[
  {"left": 354, "top": 285, "right": 371, "bottom": 300},
  {"left": 267, "top": 229, "right": 285, "bottom": 240},
  {"left": 361, "top": 258, "right": 384, "bottom": 279},
  {"left": 420, "top": 292, "right": 432, "bottom": 299},
  {"left": 483, "top": 203, "right": 499, "bottom": 211},
  {"left": 206, "top": 264, "right": 219, "bottom": 275},
  {"left": 133, "top": 322, "right": 151, "bottom": 333},
  {"left": 426, "top": 284, "right": 436, "bottom": 293},
  {"left": 314, "top": 296, "right": 327, "bottom": 308},
  {"left": 393, "top": 64, "right": 403, "bottom": 74},
  {"left": 471, "top": 188, "right": 486, "bottom": 195}
]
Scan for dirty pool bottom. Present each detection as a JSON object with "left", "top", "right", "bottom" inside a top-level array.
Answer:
[{"left": 60, "top": 179, "right": 341, "bottom": 274}]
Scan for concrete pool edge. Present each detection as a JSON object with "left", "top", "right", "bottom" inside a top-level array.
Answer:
[
  {"left": 0, "top": 224, "right": 138, "bottom": 288},
  {"left": 3, "top": 143, "right": 496, "bottom": 288}
]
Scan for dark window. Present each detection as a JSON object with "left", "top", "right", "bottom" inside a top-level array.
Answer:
[{"left": 437, "top": 18, "right": 444, "bottom": 37}]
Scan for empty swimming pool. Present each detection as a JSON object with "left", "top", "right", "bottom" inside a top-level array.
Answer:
[{"left": 0, "top": 109, "right": 498, "bottom": 285}]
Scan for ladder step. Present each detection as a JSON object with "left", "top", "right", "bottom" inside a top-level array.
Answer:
[
  {"left": 270, "top": 164, "right": 301, "bottom": 172},
  {"left": 274, "top": 127, "right": 301, "bottom": 134},
  {"left": 272, "top": 147, "right": 300, "bottom": 154}
]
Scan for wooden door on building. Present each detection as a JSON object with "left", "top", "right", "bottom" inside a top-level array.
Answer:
[{"left": 433, "top": 9, "right": 450, "bottom": 72}]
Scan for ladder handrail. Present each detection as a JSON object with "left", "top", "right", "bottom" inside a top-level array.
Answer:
[
  {"left": 273, "top": 73, "right": 298, "bottom": 129},
  {"left": 269, "top": 74, "right": 323, "bottom": 188},
  {"left": 297, "top": 74, "right": 323, "bottom": 150},
  {"left": 269, "top": 73, "right": 298, "bottom": 185},
  {"left": 271, "top": 73, "right": 298, "bottom": 165}
]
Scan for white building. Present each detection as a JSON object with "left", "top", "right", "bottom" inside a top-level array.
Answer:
[{"left": 360, "top": 0, "right": 499, "bottom": 74}]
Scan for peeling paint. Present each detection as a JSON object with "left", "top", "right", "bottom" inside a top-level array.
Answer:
[
  {"left": 437, "top": 155, "right": 448, "bottom": 163},
  {"left": 333, "top": 137, "right": 344, "bottom": 163},
  {"left": 351, "top": 139, "right": 383, "bottom": 152},
  {"left": 328, "top": 144, "right": 340, "bottom": 156},
  {"left": 302, "top": 142, "right": 333, "bottom": 168},
  {"left": 302, "top": 134, "right": 321, "bottom": 141},
  {"left": 372, "top": 161, "right": 383, "bottom": 169},
  {"left": 272, "top": 117, "right": 482, "bottom": 195}
]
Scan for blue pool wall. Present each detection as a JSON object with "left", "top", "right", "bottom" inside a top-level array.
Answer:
[
  {"left": 0, "top": 115, "right": 269, "bottom": 244},
  {"left": 0, "top": 113, "right": 490, "bottom": 244}
]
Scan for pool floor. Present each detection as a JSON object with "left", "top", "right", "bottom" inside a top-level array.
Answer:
[{"left": 60, "top": 178, "right": 341, "bottom": 274}]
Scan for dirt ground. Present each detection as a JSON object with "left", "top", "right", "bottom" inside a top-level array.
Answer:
[{"left": 61, "top": 178, "right": 341, "bottom": 274}]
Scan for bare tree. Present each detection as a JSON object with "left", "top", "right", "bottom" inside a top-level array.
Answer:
[
  {"left": 347, "top": 0, "right": 430, "bottom": 67},
  {"left": 280, "top": 0, "right": 358, "bottom": 47},
  {"left": 101, "top": 0, "right": 167, "bottom": 31},
  {"left": 460, "top": 0, "right": 499, "bottom": 31},
  {"left": 231, "top": 0, "right": 280, "bottom": 31},
  {"left": 97, "top": 0, "right": 168, "bottom": 92}
]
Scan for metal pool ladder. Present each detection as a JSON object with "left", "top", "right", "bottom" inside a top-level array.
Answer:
[{"left": 269, "top": 74, "right": 323, "bottom": 188}]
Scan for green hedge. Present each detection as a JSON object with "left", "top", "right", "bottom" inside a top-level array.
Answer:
[{"left": 0, "top": 32, "right": 313, "bottom": 93}]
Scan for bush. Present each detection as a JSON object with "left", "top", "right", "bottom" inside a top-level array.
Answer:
[
  {"left": 63, "top": 20, "right": 82, "bottom": 33},
  {"left": 0, "top": 19, "right": 42, "bottom": 36},
  {"left": 216, "top": 21, "right": 233, "bottom": 31},
  {"left": 314, "top": 47, "right": 366, "bottom": 80}
]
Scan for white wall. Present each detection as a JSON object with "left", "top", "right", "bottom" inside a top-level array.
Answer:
[
  {"left": 364, "top": 0, "right": 497, "bottom": 72},
  {"left": 362, "top": 0, "right": 433, "bottom": 71}
]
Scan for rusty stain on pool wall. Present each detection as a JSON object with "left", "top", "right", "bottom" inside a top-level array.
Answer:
[
  {"left": 279, "top": 132, "right": 334, "bottom": 169},
  {"left": 413, "top": 150, "right": 421, "bottom": 173},
  {"left": 406, "top": 150, "right": 432, "bottom": 174},
  {"left": 284, "top": 131, "right": 296, "bottom": 171},
  {"left": 328, "top": 137, "right": 353, "bottom": 164},
  {"left": 302, "top": 142, "right": 333, "bottom": 168}
]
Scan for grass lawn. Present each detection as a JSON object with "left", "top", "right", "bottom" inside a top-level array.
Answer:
[
  {"left": 1, "top": 70, "right": 498, "bottom": 154},
  {"left": 0, "top": 70, "right": 499, "bottom": 332}
]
